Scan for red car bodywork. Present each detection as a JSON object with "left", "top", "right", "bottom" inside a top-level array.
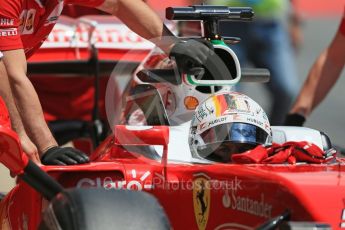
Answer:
[
  {"left": 1, "top": 125, "right": 345, "bottom": 229},
  {"left": 1, "top": 14, "right": 345, "bottom": 230}
]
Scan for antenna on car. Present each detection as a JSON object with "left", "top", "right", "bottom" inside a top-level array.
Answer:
[{"left": 76, "top": 18, "right": 104, "bottom": 147}]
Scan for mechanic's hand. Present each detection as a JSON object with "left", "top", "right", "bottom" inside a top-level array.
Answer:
[
  {"left": 41, "top": 146, "right": 89, "bottom": 165},
  {"left": 169, "top": 39, "right": 214, "bottom": 75},
  {"left": 20, "top": 134, "right": 41, "bottom": 165},
  {"left": 284, "top": 113, "right": 306, "bottom": 126}
]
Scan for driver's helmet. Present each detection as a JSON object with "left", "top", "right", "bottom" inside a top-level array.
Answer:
[{"left": 189, "top": 92, "right": 272, "bottom": 162}]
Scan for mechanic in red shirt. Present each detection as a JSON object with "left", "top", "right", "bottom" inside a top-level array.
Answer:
[
  {"left": 0, "top": 0, "right": 212, "bottom": 165},
  {"left": 285, "top": 10, "right": 345, "bottom": 126}
]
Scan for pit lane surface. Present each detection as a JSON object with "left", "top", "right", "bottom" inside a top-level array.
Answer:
[{"left": 1, "top": 17, "right": 344, "bottom": 192}]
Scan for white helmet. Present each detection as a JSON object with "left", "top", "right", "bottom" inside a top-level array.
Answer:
[{"left": 189, "top": 92, "right": 272, "bottom": 162}]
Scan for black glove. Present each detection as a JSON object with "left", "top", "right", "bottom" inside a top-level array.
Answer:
[
  {"left": 284, "top": 113, "right": 306, "bottom": 126},
  {"left": 169, "top": 39, "right": 214, "bottom": 75},
  {"left": 41, "top": 146, "right": 89, "bottom": 165}
]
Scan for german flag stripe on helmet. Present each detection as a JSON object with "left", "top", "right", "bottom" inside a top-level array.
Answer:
[{"left": 212, "top": 94, "right": 230, "bottom": 117}]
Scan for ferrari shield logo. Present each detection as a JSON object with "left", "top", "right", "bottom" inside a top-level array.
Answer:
[{"left": 193, "top": 174, "right": 210, "bottom": 230}]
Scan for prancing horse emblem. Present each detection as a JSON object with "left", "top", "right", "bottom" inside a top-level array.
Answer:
[{"left": 193, "top": 174, "right": 211, "bottom": 230}]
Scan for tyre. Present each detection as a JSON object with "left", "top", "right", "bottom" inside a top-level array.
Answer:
[{"left": 39, "top": 188, "right": 170, "bottom": 230}]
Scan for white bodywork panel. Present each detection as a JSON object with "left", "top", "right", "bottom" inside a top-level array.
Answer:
[
  {"left": 158, "top": 124, "right": 325, "bottom": 163},
  {"left": 271, "top": 126, "right": 324, "bottom": 150}
]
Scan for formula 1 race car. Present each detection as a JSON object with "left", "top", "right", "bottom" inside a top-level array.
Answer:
[{"left": 1, "top": 5, "right": 345, "bottom": 230}]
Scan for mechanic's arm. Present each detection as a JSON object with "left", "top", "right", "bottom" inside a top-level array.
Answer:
[
  {"left": 0, "top": 60, "right": 41, "bottom": 164},
  {"left": 2, "top": 49, "right": 58, "bottom": 156},
  {"left": 2, "top": 49, "right": 90, "bottom": 165},
  {"left": 96, "top": 0, "right": 213, "bottom": 73},
  {"left": 289, "top": 30, "right": 345, "bottom": 117},
  {"left": 97, "top": 0, "right": 177, "bottom": 52}
]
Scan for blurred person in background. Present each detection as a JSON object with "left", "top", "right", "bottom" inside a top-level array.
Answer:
[
  {"left": 207, "top": 0, "right": 302, "bottom": 125},
  {"left": 285, "top": 8, "right": 345, "bottom": 126}
]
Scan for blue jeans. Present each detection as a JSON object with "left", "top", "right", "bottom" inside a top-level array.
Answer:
[{"left": 219, "top": 20, "right": 299, "bottom": 125}]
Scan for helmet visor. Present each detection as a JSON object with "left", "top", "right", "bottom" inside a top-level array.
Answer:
[
  {"left": 197, "top": 123, "right": 269, "bottom": 162},
  {"left": 200, "top": 123, "right": 269, "bottom": 145}
]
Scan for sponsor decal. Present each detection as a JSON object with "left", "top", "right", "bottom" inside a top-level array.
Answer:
[
  {"left": 184, "top": 96, "right": 199, "bottom": 110},
  {"left": 197, "top": 116, "right": 228, "bottom": 133},
  {"left": 222, "top": 190, "right": 273, "bottom": 219},
  {"left": 193, "top": 173, "right": 211, "bottom": 230},
  {"left": 208, "top": 117, "right": 227, "bottom": 126},
  {"left": 197, "top": 115, "right": 242, "bottom": 134},
  {"left": 122, "top": 169, "right": 153, "bottom": 190},
  {"left": 42, "top": 24, "right": 154, "bottom": 49},
  {"left": 0, "top": 28, "right": 18, "bottom": 37},
  {"left": 76, "top": 177, "right": 124, "bottom": 189},
  {"left": 76, "top": 170, "right": 153, "bottom": 191},
  {"left": 246, "top": 117, "right": 264, "bottom": 127},
  {"left": 0, "top": 18, "right": 14, "bottom": 26}
]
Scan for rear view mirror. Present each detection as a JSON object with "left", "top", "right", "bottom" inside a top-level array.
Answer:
[
  {"left": 114, "top": 125, "right": 169, "bottom": 146},
  {"left": 114, "top": 125, "right": 170, "bottom": 165}
]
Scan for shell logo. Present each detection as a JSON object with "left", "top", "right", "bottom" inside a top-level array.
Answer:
[{"left": 184, "top": 96, "right": 199, "bottom": 110}]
